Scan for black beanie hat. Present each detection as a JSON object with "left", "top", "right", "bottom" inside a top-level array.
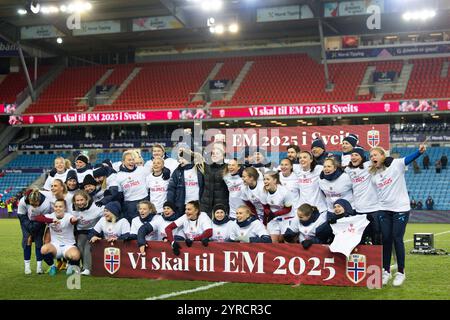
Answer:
[
  {"left": 82, "top": 174, "right": 97, "bottom": 188},
  {"left": 343, "top": 134, "right": 358, "bottom": 148},
  {"left": 334, "top": 199, "right": 353, "bottom": 216},
  {"left": 351, "top": 145, "right": 366, "bottom": 160},
  {"left": 311, "top": 138, "right": 326, "bottom": 150},
  {"left": 105, "top": 201, "right": 121, "bottom": 218},
  {"left": 65, "top": 170, "right": 78, "bottom": 183},
  {"left": 93, "top": 166, "right": 108, "bottom": 178},
  {"left": 163, "top": 201, "right": 177, "bottom": 212},
  {"left": 75, "top": 154, "right": 89, "bottom": 165},
  {"left": 102, "top": 159, "right": 113, "bottom": 168},
  {"left": 213, "top": 203, "right": 229, "bottom": 216}
]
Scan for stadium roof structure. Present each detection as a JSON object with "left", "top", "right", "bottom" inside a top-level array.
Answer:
[{"left": 0, "top": 0, "right": 449, "bottom": 56}]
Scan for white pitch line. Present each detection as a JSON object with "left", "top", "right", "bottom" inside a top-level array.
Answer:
[
  {"left": 390, "top": 230, "right": 450, "bottom": 270},
  {"left": 146, "top": 281, "right": 228, "bottom": 300}
]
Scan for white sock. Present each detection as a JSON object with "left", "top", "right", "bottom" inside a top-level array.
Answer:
[
  {"left": 37, "top": 261, "right": 42, "bottom": 270},
  {"left": 24, "top": 260, "right": 31, "bottom": 268}
]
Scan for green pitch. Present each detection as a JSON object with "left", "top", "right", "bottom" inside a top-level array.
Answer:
[{"left": 0, "top": 219, "right": 448, "bottom": 300}]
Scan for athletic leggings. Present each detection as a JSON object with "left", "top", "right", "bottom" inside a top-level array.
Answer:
[
  {"left": 20, "top": 221, "right": 46, "bottom": 261},
  {"left": 379, "top": 211, "right": 409, "bottom": 273}
]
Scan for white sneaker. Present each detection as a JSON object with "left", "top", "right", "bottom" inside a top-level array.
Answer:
[
  {"left": 382, "top": 270, "right": 392, "bottom": 286},
  {"left": 81, "top": 269, "right": 91, "bottom": 276},
  {"left": 36, "top": 267, "right": 43, "bottom": 274},
  {"left": 393, "top": 272, "right": 406, "bottom": 287},
  {"left": 25, "top": 266, "right": 32, "bottom": 275}
]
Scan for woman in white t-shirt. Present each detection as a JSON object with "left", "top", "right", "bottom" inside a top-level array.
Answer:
[
  {"left": 261, "top": 171, "right": 294, "bottom": 243},
  {"left": 229, "top": 205, "right": 271, "bottom": 243},
  {"left": 89, "top": 201, "right": 131, "bottom": 244},
  {"left": 43, "top": 156, "right": 73, "bottom": 191},
  {"left": 164, "top": 200, "right": 212, "bottom": 255},
  {"left": 241, "top": 167, "right": 265, "bottom": 221},
  {"left": 284, "top": 203, "right": 327, "bottom": 249},
  {"left": 369, "top": 144, "right": 426, "bottom": 287},
  {"left": 297, "top": 151, "right": 327, "bottom": 213},
  {"left": 318, "top": 157, "right": 354, "bottom": 213},
  {"left": 146, "top": 158, "right": 170, "bottom": 213},
  {"left": 211, "top": 204, "right": 234, "bottom": 242},
  {"left": 345, "top": 146, "right": 381, "bottom": 245},
  {"left": 34, "top": 199, "right": 80, "bottom": 276},
  {"left": 223, "top": 159, "right": 245, "bottom": 219}
]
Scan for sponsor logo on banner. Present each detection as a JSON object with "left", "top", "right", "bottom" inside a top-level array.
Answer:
[
  {"left": 324, "top": 2, "right": 338, "bottom": 17},
  {"left": 132, "top": 16, "right": 183, "bottom": 31},
  {"left": 257, "top": 5, "right": 301, "bottom": 22},
  {"left": 367, "top": 128, "right": 380, "bottom": 148},
  {"left": 104, "top": 247, "right": 120, "bottom": 275},
  {"left": 346, "top": 254, "right": 366, "bottom": 284},
  {"left": 73, "top": 20, "right": 121, "bottom": 36},
  {"left": 21, "top": 25, "right": 64, "bottom": 39}
]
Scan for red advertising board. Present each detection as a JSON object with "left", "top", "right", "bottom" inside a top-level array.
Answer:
[
  {"left": 92, "top": 241, "right": 382, "bottom": 287},
  {"left": 9, "top": 100, "right": 449, "bottom": 126},
  {"left": 218, "top": 124, "right": 390, "bottom": 152}
]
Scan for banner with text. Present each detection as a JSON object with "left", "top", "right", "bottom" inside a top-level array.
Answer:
[
  {"left": 73, "top": 20, "right": 121, "bottom": 36},
  {"left": 132, "top": 16, "right": 183, "bottom": 31},
  {"left": 10, "top": 101, "right": 449, "bottom": 126},
  {"left": 21, "top": 25, "right": 64, "bottom": 39},
  {"left": 215, "top": 124, "right": 390, "bottom": 153},
  {"left": 10, "top": 140, "right": 170, "bottom": 151},
  {"left": 256, "top": 5, "right": 313, "bottom": 22},
  {"left": 326, "top": 44, "right": 450, "bottom": 60},
  {"left": 92, "top": 241, "right": 382, "bottom": 287}
]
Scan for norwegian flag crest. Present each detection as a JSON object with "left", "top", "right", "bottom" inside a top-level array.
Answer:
[
  {"left": 104, "top": 247, "right": 121, "bottom": 275},
  {"left": 367, "top": 128, "right": 380, "bottom": 148},
  {"left": 346, "top": 254, "right": 366, "bottom": 284}
]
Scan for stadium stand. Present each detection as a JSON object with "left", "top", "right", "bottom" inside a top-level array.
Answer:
[
  {"left": 0, "top": 66, "right": 49, "bottom": 103},
  {"left": 24, "top": 66, "right": 109, "bottom": 114},
  {"left": 16, "top": 56, "right": 450, "bottom": 113},
  {"left": 5, "top": 154, "right": 69, "bottom": 168},
  {"left": 403, "top": 57, "right": 450, "bottom": 99},
  {"left": 392, "top": 146, "right": 450, "bottom": 210}
]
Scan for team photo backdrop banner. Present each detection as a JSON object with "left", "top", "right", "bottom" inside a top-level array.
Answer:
[
  {"left": 92, "top": 241, "right": 382, "bottom": 287},
  {"left": 9, "top": 100, "right": 449, "bottom": 126},
  {"left": 217, "top": 124, "right": 390, "bottom": 152}
]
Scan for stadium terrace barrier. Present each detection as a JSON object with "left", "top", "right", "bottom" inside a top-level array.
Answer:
[
  {"left": 92, "top": 241, "right": 382, "bottom": 287},
  {"left": 409, "top": 211, "right": 450, "bottom": 224}
]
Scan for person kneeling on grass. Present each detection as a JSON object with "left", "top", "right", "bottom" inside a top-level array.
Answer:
[
  {"left": 34, "top": 199, "right": 80, "bottom": 276},
  {"left": 211, "top": 204, "right": 234, "bottom": 242},
  {"left": 228, "top": 205, "right": 272, "bottom": 243},
  {"left": 132, "top": 201, "right": 164, "bottom": 255},
  {"left": 89, "top": 201, "right": 130, "bottom": 245},
  {"left": 165, "top": 200, "right": 213, "bottom": 256},
  {"left": 284, "top": 203, "right": 327, "bottom": 249}
]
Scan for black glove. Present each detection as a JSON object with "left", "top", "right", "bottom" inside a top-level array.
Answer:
[
  {"left": 95, "top": 200, "right": 103, "bottom": 207},
  {"left": 201, "top": 238, "right": 209, "bottom": 247},
  {"left": 171, "top": 241, "right": 180, "bottom": 256},
  {"left": 49, "top": 168, "right": 57, "bottom": 177},
  {"left": 162, "top": 167, "right": 171, "bottom": 180},
  {"left": 301, "top": 239, "right": 313, "bottom": 250},
  {"left": 185, "top": 238, "right": 193, "bottom": 247}
]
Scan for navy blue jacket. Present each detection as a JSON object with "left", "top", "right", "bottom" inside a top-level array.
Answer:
[{"left": 167, "top": 164, "right": 204, "bottom": 214}]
